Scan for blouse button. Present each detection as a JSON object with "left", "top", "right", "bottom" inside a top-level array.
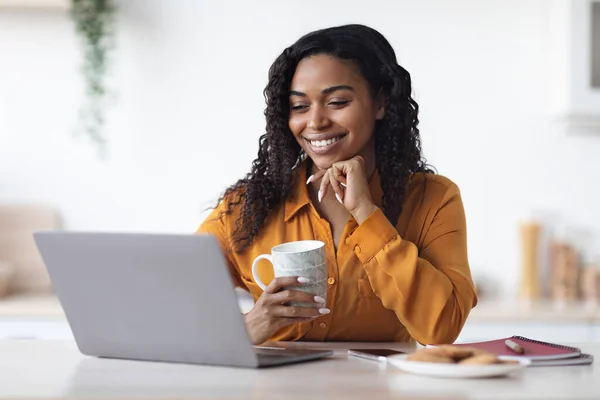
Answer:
[
  {"left": 319, "top": 322, "right": 327, "bottom": 329},
  {"left": 327, "top": 277, "right": 336, "bottom": 285},
  {"left": 354, "top": 245, "right": 361, "bottom": 254}
]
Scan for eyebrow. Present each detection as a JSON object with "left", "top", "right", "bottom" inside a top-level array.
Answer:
[{"left": 289, "top": 85, "right": 355, "bottom": 97}]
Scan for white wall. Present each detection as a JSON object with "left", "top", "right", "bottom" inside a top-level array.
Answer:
[{"left": 1, "top": 0, "right": 599, "bottom": 299}]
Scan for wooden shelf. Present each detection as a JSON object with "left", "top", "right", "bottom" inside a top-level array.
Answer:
[
  {"left": 469, "top": 300, "right": 600, "bottom": 323},
  {"left": 0, "top": 0, "right": 70, "bottom": 11},
  {"left": 2, "top": 294, "right": 600, "bottom": 323},
  {"left": 0, "top": 294, "right": 65, "bottom": 318}
]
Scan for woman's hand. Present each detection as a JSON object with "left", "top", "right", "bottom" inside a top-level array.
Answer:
[
  {"left": 244, "top": 276, "right": 329, "bottom": 345},
  {"left": 308, "top": 155, "right": 378, "bottom": 224}
]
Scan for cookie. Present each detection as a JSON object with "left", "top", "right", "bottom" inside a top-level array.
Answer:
[
  {"left": 458, "top": 353, "right": 499, "bottom": 365},
  {"left": 436, "top": 345, "right": 481, "bottom": 362},
  {"left": 407, "top": 349, "right": 454, "bottom": 364},
  {"left": 499, "top": 359, "right": 519, "bottom": 365},
  {"left": 416, "top": 347, "right": 454, "bottom": 358}
]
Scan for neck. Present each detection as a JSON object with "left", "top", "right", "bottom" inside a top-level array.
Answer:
[{"left": 358, "top": 139, "right": 377, "bottom": 179}]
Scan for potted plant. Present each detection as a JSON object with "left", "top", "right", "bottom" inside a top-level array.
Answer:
[{"left": 71, "top": 0, "right": 117, "bottom": 157}]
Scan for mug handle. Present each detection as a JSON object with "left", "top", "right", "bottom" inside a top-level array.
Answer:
[{"left": 251, "top": 254, "right": 273, "bottom": 290}]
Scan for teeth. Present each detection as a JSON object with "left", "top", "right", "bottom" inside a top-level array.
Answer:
[{"left": 309, "top": 136, "right": 343, "bottom": 147}]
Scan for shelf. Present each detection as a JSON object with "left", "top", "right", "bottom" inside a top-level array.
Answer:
[
  {"left": 0, "top": 0, "right": 70, "bottom": 11},
  {"left": 469, "top": 300, "right": 600, "bottom": 323},
  {"left": 1, "top": 294, "right": 599, "bottom": 323},
  {"left": 0, "top": 294, "right": 65, "bottom": 319}
]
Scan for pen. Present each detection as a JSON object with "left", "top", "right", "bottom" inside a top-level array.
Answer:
[{"left": 505, "top": 339, "right": 525, "bottom": 354}]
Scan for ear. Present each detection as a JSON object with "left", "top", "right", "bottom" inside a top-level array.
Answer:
[{"left": 374, "top": 90, "right": 386, "bottom": 120}]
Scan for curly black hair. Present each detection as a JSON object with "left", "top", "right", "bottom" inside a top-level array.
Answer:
[{"left": 217, "top": 24, "right": 433, "bottom": 252}]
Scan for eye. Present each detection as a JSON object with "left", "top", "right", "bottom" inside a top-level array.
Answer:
[
  {"left": 290, "top": 104, "right": 309, "bottom": 112},
  {"left": 328, "top": 100, "right": 350, "bottom": 108}
]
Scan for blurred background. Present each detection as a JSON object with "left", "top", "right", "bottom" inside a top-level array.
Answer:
[{"left": 0, "top": 0, "right": 599, "bottom": 342}]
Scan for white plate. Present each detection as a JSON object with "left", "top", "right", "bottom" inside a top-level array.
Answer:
[{"left": 387, "top": 354, "right": 530, "bottom": 379}]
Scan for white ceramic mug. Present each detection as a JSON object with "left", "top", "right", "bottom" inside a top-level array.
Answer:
[{"left": 252, "top": 240, "right": 328, "bottom": 305}]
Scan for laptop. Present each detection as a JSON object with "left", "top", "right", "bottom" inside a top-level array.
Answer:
[{"left": 33, "top": 231, "right": 333, "bottom": 368}]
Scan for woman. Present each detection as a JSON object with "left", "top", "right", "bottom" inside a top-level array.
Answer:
[{"left": 198, "top": 24, "right": 477, "bottom": 345}]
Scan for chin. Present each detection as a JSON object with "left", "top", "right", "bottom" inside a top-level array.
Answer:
[
  {"left": 307, "top": 154, "right": 342, "bottom": 170},
  {"left": 311, "top": 160, "right": 333, "bottom": 170}
]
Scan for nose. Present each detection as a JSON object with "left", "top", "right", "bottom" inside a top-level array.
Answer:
[{"left": 307, "top": 105, "right": 331, "bottom": 131}]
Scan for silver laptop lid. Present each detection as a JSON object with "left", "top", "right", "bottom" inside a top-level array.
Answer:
[{"left": 34, "top": 232, "right": 259, "bottom": 368}]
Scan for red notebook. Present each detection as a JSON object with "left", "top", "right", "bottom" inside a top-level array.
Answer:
[{"left": 453, "top": 336, "right": 581, "bottom": 361}]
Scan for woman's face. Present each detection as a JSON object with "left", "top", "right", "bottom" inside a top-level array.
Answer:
[{"left": 288, "top": 54, "right": 385, "bottom": 170}]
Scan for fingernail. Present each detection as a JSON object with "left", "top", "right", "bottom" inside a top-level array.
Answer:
[
  {"left": 335, "top": 193, "right": 343, "bottom": 204},
  {"left": 341, "top": 182, "right": 347, "bottom": 188},
  {"left": 318, "top": 190, "right": 322, "bottom": 203},
  {"left": 319, "top": 308, "right": 331, "bottom": 315},
  {"left": 297, "top": 277, "right": 311, "bottom": 284},
  {"left": 314, "top": 296, "right": 325, "bottom": 303},
  {"left": 306, "top": 175, "right": 314, "bottom": 185}
]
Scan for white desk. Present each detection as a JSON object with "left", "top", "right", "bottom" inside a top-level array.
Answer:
[{"left": 1, "top": 340, "right": 598, "bottom": 399}]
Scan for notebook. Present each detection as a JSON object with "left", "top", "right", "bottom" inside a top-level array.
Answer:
[
  {"left": 527, "top": 353, "right": 594, "bottom": 367},
  {"left": 453, "top": 336, "right": 593, "bottom": 366}
]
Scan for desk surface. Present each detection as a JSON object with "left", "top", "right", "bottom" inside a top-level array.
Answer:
[{"left": 1, "top": 340, "right": 598, "bottom": 400}]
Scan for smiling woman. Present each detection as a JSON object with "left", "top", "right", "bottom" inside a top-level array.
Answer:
[{"left": 198, "top": 24, "right": 478, "bottom": 346}]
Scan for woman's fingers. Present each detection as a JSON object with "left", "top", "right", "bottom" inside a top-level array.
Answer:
[
  {"left": 331, "top": 163, "right": 347, "bottom": 187},
  {"left": 306, "top": 169, "right": 327, "bottom": 185},
  {"left": 318, "top": 172, "right": 331, "bottom": 202},
  {"left": 307, "top": 168, "right": 331, "bottom": 203},
  {"left": 248, "top": 277, "right": 326, "bottom": 344},
  {"left": 270, "top": 288, "right": 325, "bottom": 307},
  {"left": 328, "top": 167, "right": 345, "bottom": 205},
  {"left": 271, "top": 304, "right": 329, "bottom": 318},
  {"left": 264, "top": 276, "right": 309, "bottom": 294},
  {"left": 306, "top": 164, "right": 350, "bottom": 203}
]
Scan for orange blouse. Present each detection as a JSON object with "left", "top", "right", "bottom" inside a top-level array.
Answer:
[{"left": 197, "top": 162, "right": 477, "bottom": 344}]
